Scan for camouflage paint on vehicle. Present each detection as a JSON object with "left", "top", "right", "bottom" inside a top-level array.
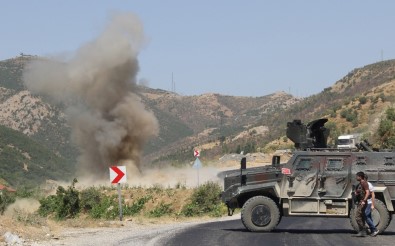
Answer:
[{"left": 221, "top": 118, "right": 394, "bottom": 232}]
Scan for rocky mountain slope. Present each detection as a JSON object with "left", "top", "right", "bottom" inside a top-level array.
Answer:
[
  {"left": 277, "top": 59, "right": 395, "bottom": 144},
  {"left": 1, "top": 56, "right": 395, "bottom": 187},
  {"left": 141, "top": 88, "right": 299, "bottom": 163}
]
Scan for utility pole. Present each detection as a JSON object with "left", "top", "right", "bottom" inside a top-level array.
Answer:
[{"left": 171, "top": 72, "right": 176, "bottom": 93}]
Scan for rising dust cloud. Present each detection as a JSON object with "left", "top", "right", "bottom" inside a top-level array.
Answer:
[
  {"left": 22, "top": 13, "right": 221, "bottom": 187},
  {"left": 23, "top": 13, "right": 159, "bottom": 180},
  {"left": 4, "top": 198, "right": 40, "bottom": 217}
]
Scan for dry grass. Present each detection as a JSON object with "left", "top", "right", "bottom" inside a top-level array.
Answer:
[{"left": 0, "top": 153, "right": 284, "bottom": 243}]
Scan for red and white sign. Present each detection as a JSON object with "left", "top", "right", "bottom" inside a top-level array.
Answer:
[
  {"left": 281, "top": 168, "right": 291, "bottom": 175},
  {"left": 194, "top": 150, "right": 200, "bottom": 157},
  {"left": 109, "top": 166, "right": 127, "bottom": 184}
]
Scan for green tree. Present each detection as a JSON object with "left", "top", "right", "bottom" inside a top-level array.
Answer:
[
  {"left": 359, "top": 96, "right": 368, "bottom": 105},
  {"left": 38, "top": 178, "right": 80, "bottom": 219},
  {"left": 377, "top": 118, "right": 395, "bottom": 149},
  {"left": 80, "top": 187, "right": 102, "bottom": 213},
  {"left": 386, "top": 107, "right": 395, "bottom": 121},
  {"left": 325, "top": 121, "right": 340, "bottom": 146},
  {"left": 182, "top": 181, "right": 224, "bottom": 217}
]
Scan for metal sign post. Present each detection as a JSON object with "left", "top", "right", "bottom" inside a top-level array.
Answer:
[
  {"left": 117, "top": 183, "right": 123, "bottom": 221},
  {"left": 193, "top": 157, "right": 202, "bottom": 187},
  {"left": 109, "top": 166, "right": 127, "bottom": 221},
  {"left": 198, "top": 168, "right": 199, "bottom": 187}
]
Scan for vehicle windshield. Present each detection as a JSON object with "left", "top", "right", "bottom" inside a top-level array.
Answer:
[{"left": 338, "top": 139, "right": 352, "bottom": 145}]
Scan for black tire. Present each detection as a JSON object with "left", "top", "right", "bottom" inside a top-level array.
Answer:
[
  {"left": 241, "top": 196, "right": 281, "bottom": 232},
  {"left": 349, "top": 199, "right": 391, "bottom": 234}
]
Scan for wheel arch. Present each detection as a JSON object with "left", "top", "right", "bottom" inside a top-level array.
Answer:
[
  {"left": 373, "top": 187, "right": 394, "bottom": 212},
  {"left": 237, "top": 184, "right": 280, "bottom": 209}
]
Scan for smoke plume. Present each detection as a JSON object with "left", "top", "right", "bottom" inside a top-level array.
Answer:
[{"left": 23, "top": 13, "right": 159, "bottom": 178}]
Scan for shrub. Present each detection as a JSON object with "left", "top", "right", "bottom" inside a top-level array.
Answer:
[
  {"left": 181, "top": 181, "right": 224, "bottom": 217},
  {"left": 378, "top": 116, "right": 395, "bottom": 148},
  {"left": 0, "top": 190, "right": 16, "bottom": 215},
  {"left": 80, "top": 187, "right": 102, "bottom": 213},
  {"left": 15, "top": 187, "right": 37, "bottom": 198},
  {"left": 375, "top": 116, "right": 395, "bottom": 149},
  {"left": 386, "top": 107, "right": 395, "bottom": 121},
  {"left": 149, "top": 202, "right": 173, "bottom": 217},
  {"left": 90, "top": 194, "right": 152, "bottom": 219},
  {"left": 38, "top": 194, "right": 59, "bottom": 217},
  {"left": 38, "top": 178, "right": 80, "bottom": 219},
  {"left": 379, "top": 93, "right": 386, "bottom": 102},
  {"left": 124, "top": 196, "right": 151, "bottom": 216},
  {"left": 340, "top": 108, "right": 358, "bottom": 123},
  {"left": 359, "top": 96, "right": 368, "bottom": 105},
  {"left": 378, "top": 118, "right": 393, "bottom": 137},
  {"left": 89, "top": 195, "right": 119, "bottom": 219},
  {"left": 55, "top": 180, "right": 80, "bottom": 219},
  {"left": 340, "top": 109, "right": 348, "bottom": 119}
]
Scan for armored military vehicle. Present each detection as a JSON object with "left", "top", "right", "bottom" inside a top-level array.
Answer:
[{"left": 221, "top": 118, "right": 394, "bottom": 233}]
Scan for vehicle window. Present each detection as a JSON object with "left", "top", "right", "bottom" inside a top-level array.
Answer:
[
  {"left": 295, "top": 158, "right": 312, "bottom": 171},
  {"left": 326, "top": 158, "right": 344, "bottom": 171},
  {"left": 384, "top": 157, "right": 395, "bottom": 166},
  {"left": 338, "top": 139, "right": 351, "bottom": 145}
]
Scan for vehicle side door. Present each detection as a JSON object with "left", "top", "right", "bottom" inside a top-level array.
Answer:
[
  {"left": 320, "top": 155, "right": 351, "bottom": 198},
  {"left": 286, "top": 155, "right": 319, "bottom": 197}
]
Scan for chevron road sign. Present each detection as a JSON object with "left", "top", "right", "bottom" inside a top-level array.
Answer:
[{"left": 109, "top": 166, "right": 127, "bottom": 184}]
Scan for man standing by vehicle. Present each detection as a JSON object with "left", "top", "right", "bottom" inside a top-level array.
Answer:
[
  {"left": 354, "top": 172, "right": 370, "bottom": 237},
  {"left": 365, "top": 175, "right": 379, "bottom": 236}
]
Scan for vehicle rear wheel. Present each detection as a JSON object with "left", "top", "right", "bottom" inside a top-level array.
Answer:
[
  {"left": 349, "top": 199, "right": 391, "bottom": 234},
  {"left": 241, "top": 196, "right": 281, "bottom": 232}
]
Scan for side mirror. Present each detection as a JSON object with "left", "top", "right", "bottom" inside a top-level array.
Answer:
[
  {"left": 240, "top": 157, "right": 247, "bottom": 186},
  {"left": 241, "top": 157, "right": 247, "bottom": 170},
  {"left": 241, "top": 175, "right": 247, "bottom": 186},
  {"left": 272, "top": 155, "right": 280, "bottom": 167}
]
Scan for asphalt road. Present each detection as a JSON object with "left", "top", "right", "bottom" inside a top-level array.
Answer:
[{"left": 164, "top": 216, "right": 395, "bottom": 246}]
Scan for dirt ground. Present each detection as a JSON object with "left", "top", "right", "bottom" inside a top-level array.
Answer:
[
  {"left": 0, "top": 152, "right": 290, "bottom": 245},
  {"left": 1, "top": 212, "right": 239, "bottom": 245}
]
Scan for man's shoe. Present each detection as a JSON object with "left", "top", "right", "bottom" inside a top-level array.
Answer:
[{"left": 371, "top": 230, "right": 379, "bottom": 237}]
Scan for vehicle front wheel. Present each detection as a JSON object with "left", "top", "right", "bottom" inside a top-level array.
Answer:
[{"left": 241, "top": 196, "right": 281, "bottom": 232}]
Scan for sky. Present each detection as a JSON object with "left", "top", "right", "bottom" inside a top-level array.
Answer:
[{"left": 1, "top": 1, "right": 395, "bottom": 97}]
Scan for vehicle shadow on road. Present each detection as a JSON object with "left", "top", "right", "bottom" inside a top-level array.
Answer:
[
  {"left": 223, "top": 228, "right": 395, "bottom": 235},
  {"left": 273, "top": 228, "right": 354, "bottom": 234},
  {"left": 223, "top": 228, "right": 353, "bottom": 234}
]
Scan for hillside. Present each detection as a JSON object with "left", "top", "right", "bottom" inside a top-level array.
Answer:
[
  {"left": 259, "top": 59, "right": 395, "bottom": 147},
  {"left": 144, "top": 60, "right": 395, "bottom": 164},
  {"left": 0, "top": 124, "right": 74, "bottom": 187},
  {"left": 141, "top": 88, "right": 299, "bottom": 164},
  {"left": 1, "top": 56, "right": 395, "bottom": 187},
  {"left": 0, "top": 56, "right": 300, "bottom": 174}
]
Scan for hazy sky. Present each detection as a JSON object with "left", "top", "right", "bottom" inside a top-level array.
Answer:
[{"left": 1, "top": 1, "right": 395, "bottom": 97}]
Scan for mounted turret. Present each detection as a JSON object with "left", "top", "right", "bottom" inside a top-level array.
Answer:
[{"left": 286, "top": 118, "right": 330, "bottom": 150}]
